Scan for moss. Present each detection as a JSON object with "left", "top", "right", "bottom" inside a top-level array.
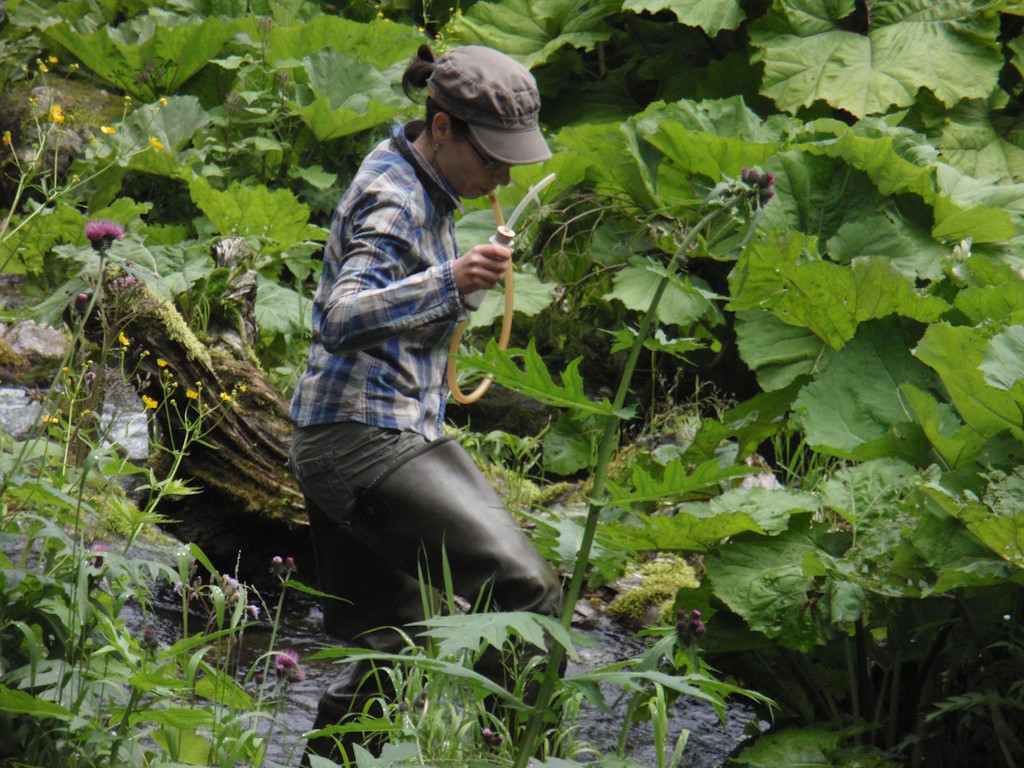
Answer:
[
  {"left": 606, "top": 554, "right": 700, "bottom": 627},
  {"left": 0, "top": 337, "right": 22, "bottom": 368}
]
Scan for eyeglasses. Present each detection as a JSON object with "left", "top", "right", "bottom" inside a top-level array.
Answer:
[{"left": 465, "top": 134, "right": 508, "bottom": 174}]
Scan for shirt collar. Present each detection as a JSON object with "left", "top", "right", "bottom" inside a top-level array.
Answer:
[{"left": 390, "top": 123, "right": 464, "bottom": 215}]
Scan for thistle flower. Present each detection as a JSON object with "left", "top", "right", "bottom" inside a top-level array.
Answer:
[
  {"left": 481, "top": 727, "right": 504, "bottom": 750},
  {"left": 270, "top": 555, "right": 297, "bottom": 578},
  {"left": 274, "top": 649, "right": 306, "bottom": 682},
  {"left": 140, "top": 624, "right": 159, "bottom": 653},
  {"left": 84, "top": 219, "right": 124, "bottom": 253},
  {"left": 676, "top": 608, "right": 707, "bottom": 644}
]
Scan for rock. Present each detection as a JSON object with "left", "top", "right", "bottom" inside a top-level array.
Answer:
[{"left": 3, "top": 319, "right": 68, "bottom": 359}]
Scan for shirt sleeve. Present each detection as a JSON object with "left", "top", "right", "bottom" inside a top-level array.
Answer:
[{"left": 318, "top": 188, "right": 462, "bottom": 353}]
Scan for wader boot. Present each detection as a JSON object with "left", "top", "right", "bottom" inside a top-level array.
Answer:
[{"left": 301, "top": 434, "right": 563, "bottom": 763}]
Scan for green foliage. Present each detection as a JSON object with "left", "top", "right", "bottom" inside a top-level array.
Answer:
[{"left": 7, "top": 0, "right": 1024, "bottom": 765}]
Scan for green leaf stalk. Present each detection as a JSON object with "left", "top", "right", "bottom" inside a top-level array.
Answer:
[{"left": 512, "top": 192, "right": 746, "bottom": 768}]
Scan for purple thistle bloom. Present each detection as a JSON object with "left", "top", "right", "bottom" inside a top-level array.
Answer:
[
  {"left": 275, "top": 648, "right": 300, "bottom": 671},
  {"left": 275, "top": 648, "right": 305, "bottom": 682},
  {"left": 84, "top": 219, "right": 125, "bottom": 253}
]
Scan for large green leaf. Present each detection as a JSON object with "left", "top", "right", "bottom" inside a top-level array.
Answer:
[
  {"left": 792, "top": 319, "right": 939, "bottom": 460},
  {"left": 605, "top": 259, "right": 720, "bottom": 327},
  {"left": 914, "top": 323, "right": 1024, "bottom": 440},
  {"left": 826, "top": 214, "right": 950, "bottom": 282},
  {"left": 935, "top": 468, "right": 1024, "bottom": 570},
  {"left": 287, "top": 49, "right": 410, "bottom": 142},
  {"left": 601, "top": 486, "right": 815, "bottom": 553},
  {"left": 795, "top": 118, "right": 936, "bottom": 201},
  {"left": 642, "top": 120, "right": 778, "bottom": 185},
  {"left": 42, "top": 16, "right": 237, "bottom": 99},
  {"left": 756, "top": 151, "right": 882, "bottom": 243},
  {"left": 734, "top": 308, "right": 832, "bottom": 391},
  {"left": 728, "top": 231, "right": 949, "bottom": 351},
  {"left": 707, "top": 529, "right": 834, "bottom": 651},
  {"left": 621, "top": 0, "right": 745, "bottom": 36},
  {"left": 187, "top": 178, "right": 327, "bottom": 253},
  {"left": 938, "top": 96, "right": 1024, "bottom": 184},
  {"left": 238, "top": 15, "right": 421, "bottom": 69},
  {"left": 901, "top": 384, "right": 987, "bottom": 470},
  {"left": 450, "top": 0, "right": 620, "bottom": 69},
  {"left": 979, "top": 326, "right": 1024, "bottom": 391},
  {"left": 750, "top": 0, "right": 1002, "bottom": 118}
]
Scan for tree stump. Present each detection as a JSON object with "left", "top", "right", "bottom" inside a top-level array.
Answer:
[{"left": 92, "top": 239, "right": 310, "bottom": 581}]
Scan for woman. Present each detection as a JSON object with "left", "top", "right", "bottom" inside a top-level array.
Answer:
[{"left": 289, "top": 44, "right": 563, "bottom": 760}]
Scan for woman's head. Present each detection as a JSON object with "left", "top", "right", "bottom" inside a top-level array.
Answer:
[{"left": 403, "top": 45, "right": 551, "bottom": 168}]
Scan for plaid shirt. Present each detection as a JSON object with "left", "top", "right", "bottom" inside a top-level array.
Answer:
[{"left": 290, "top": 124, "right": 467, "bottom": 440}]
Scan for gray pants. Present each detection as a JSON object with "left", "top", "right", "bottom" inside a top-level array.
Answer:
[
  {"left": 290, "top": 421, "right": 562, "bottom": 648},
  {"left": 291, "top": 421, "right": 563, "bottom": 760}
]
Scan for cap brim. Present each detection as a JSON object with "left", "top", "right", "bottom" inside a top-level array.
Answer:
[{"left": 469, "top": 123, "right": 552, "bottom": 166}]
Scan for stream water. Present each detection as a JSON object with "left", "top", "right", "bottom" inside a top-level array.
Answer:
[{"left": 144, "top": 575, "right": 758, "bottom": 768}]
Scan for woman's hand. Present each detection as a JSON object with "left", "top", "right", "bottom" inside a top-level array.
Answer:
[{"left": 452, "top": 243, "right": 511, "bottom": 294}]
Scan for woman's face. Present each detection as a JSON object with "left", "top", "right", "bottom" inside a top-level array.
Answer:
[{"left": 442, "top": 135, "right": 512, "bottom": 200}]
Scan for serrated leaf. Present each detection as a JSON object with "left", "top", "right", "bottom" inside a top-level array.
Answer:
[
  {"left": 605, "top": 456, "right": 761, "bottom": 508},
  {"left": 247, "top": 15, "right": 421, "bottom": 70},
  {"left": 729, "top": 231, "right": 949, "bottom": 351},
  {"left": 793, "top": 319, "right": 939, "bottom": 460},
  {"left": 979, "top": 325, "right": 1024, "bottom": 391},
  {"left": 42, "top": 17, "right": 238, "bottom": 99},
  {"left": 938, "top": 96, "right": 1024, "bottom": 184},
  {"left": 456, "top": 339, "right": 627, "bottom": 418},
  {"left": 255, "top": 277, "right": 312, "bottom": 335},
  {"left": 901, "top": 384, "right": 987, "bottom": 469},
  {"left": 707, "top": 530, "right": 830, "bottom": 651},
  {"left": 450, "top": 0, "right": 620, "bottom": 69},
  {"left": 606, "top": 260, "right": 720, "bottom": 327},
  {"left": 601, "top": 487, "right": 815, "bottom": 553},
  {"left": 412, "top": 611, "right": 579, "bottom": 661},
  {"left": 187, "top": 178, "right": 326, "bottom": 253},
  {"left": 914, "top": 322, "right": 1024, "bottom": 440},
  {"left": 750, "top": 0, "right": 1002, "bottom": 118},
  {"left": 621, "top": 0, "right": 745, "bottom": 36},
  {"left": 734, "top": 308, "right": 832, "bottom": 391},
  {"left": 826, "top": 214, "right": 949, "bottom": 282}
]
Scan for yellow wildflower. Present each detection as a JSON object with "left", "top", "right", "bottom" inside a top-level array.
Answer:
[
  {"left": 160, "top": 97, "right": 168, "bottom": 106},
  {"left": 39, "top": 61, "right": 49, "bottom": 73},
  {"left": 118, "top": 331, "right": 129, "bottom": 346},
  {"left": 219, "top": 392, "right": 232, "bottom": 403},
  {"left": 100, "top": 125, "right": 115, "bottom": 135},
  {"left": 48, "top": 104, "right": 65, "bottom": 124},
  {"left": 148, "top": 135, "right": 163, "bottom": 151},
  {"left": 157, "top": 358, "right": 168, "bottom": 367},
  {"left": 48, "top": 56, "right": 58, "bottom": 64},
  {"left": 238, "top": 385, "right": 248, "bottom": 393},
  {"left": 141, "top": 394, "right": 158, "bottom": 409},
  {"left": 186, "top": 389, "right": 198, "bottom": 400},
  {"left": 2, "top": 131, "right": 10, "bottom": 146}
]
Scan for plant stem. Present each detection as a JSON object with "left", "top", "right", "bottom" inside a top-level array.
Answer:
[{"left": 511, "top": 197, "right": 741, "bottom": 768}]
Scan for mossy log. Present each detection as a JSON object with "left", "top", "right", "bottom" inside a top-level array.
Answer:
[{"left": 92, "top": 240, "right": 309, "bottom": 578}]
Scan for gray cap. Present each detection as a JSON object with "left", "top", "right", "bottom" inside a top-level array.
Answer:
[{"left": 427, "top": 46, "right": 552, "bottom": 166}]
